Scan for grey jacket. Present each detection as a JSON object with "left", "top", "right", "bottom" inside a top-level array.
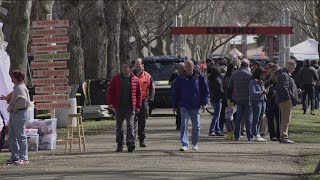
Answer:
[
  {"left": 275, "top": 68, "right": 298, "bottom": 105},
  {"left": 228, "top": 67, "right": 252, "bottom": 102},
  {"left": 7, "top": 83, "right": 31, "bottom": 113}
]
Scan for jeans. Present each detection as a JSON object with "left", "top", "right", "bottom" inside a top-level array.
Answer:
[
  {"left": 180, "top": 107, "right": 200, "bottom": 147},
  {"left": 234, "top": 101, "right": 253, "bottom": 140},
  {"left": 176, "top": 106, "right": 181, "bottom": 130},
  {"left": 209, "top": 101, "right": 222, "bottom": 133},
  {"left": 9, "top": 109, "right": 29, "bottom": 161},
  {"left": 302, "top": 84, "right": 315, "bottom": 111},
  {"left": 115, "top": 107, "right": 135, "bottom": 147},
  {"left": 134, "top": 100, "right": 148, "bottom": 142},
  {"left": 251, "top": 100, "right": 266, "bottom": 136}
]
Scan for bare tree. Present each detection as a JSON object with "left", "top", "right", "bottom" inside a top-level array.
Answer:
[
  {"left": 104, "top": 0, "right": 122, "bottom": 78},
  {"left": 80, "top": 0, "right": 108, "bottom": 79},
  {"left": 53, "top": 0, "right": 85, "bottom": 84}
]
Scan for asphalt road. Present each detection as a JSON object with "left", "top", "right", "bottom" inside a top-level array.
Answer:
[{"left": 0, "top": 109, "right": 319, "bottom": 180}]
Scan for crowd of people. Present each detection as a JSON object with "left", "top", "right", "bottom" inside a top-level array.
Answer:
[{"left": 107, "top": 57, "right": 319, "bottom": 152}]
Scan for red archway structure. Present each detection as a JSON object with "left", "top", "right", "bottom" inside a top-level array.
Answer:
[{"left": 170, "top": 26, "right": 293, "bottom": 62}]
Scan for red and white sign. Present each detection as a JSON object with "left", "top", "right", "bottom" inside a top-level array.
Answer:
[
  {"left": 35, "top": 86, "right": 70, "bottom": 94},
  {"left": 32, "top": 20, "right": 69, "bottom": 28},
  {"left": 32, "top": 78, "right": 69, "bottom": 85},
  {"left": 33, "top": 95, "right": 69, "bottom": 102},
  {"left": 32, "top": 36, "right": 69, "bottom": 45},
  {"left": 31, "top": 61, "right": 67, "bottom": 69},
  {"left": 36, "top": 102, "right": 71, "bottom": 110},
  {"left": 31, "top": 45, "right": 67, "bottom": 53},
  {"left": 33, "top": 69, "right": 69, "bottom": 77},
  {"left": 31, "top": 28, "right": 68, "bottom": 37}
]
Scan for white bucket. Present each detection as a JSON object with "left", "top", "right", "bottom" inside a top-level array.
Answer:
[
  {"left": 56, "top": 98, "right": 77, "bottom": 128},
  {"left": 28, "top": 101, "right": 35, "bottom": 121}
]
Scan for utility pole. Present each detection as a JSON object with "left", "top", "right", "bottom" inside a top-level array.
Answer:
[{"left": 278, "top": 8, "right": 291, "bottom": 68}]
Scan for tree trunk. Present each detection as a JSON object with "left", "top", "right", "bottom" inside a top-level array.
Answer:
[
  {"left": 53, "top": 0, "right": 84, "bottom": 84},
  {"left": 7, "top": 0, "right": 32, "bottom": 74},
  {"left": 105, "top": 0, "right": 122, "bottom": 79},
  {"left": 30, "top": 0, "right": 54, "bottom": 21},
  {"left": 80, "top": 0, "right": 108, "bottom": 79},
  {"left": 119, "top": 2, "right": 131, "bottom": 65}
]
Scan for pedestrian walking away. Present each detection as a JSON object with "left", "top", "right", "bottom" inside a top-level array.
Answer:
[
  {"left": 0, "top": 70, "right": 31, "bottom": 165},
  {"left": 133, "top": 58, "right": 155, "bottom": 148},
  {"left": 169, "top": 62, "right": 185, "bottom": 131},
  {"left": 107, "top": 62, "right": 142, "bottom": 152},
  {"left": 295, "top": 59, "right": 319, "bottom": 115},
  {"left": 172, "top": 60, "right": 210, "bottom": 151}
]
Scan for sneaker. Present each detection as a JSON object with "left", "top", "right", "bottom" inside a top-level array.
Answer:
[
  {"left": 140, "top": 142, "right": 147, "bottom": 147},
  {"left": 18, "top": 160, "right": 30, "bottom": 165},
  {"left": 271, "top": 137, "right": 278, "bottom": 141},
  {"left": 311, "top": 111, "right": 315, "bottom": 115},
  {"left": 279, "top": 139, "right": 294, "bottom": 144},
  {"left": 208, "top": 132, "right": 216, "bottom": 136},
  {"left": 192, "top": 145, "right": 198, "bottom": 150},
  {"left": 180, "top": 146, "right": 188, "bottom": 151},
  {"left": 127, "top": 145, "right": 135, "bottom": 152},
  {"left": 254, "top": 136, "right": 267, "bottom": 142},
  {"left": 215, "top": 132, "right": 224, "bottom": 136}
]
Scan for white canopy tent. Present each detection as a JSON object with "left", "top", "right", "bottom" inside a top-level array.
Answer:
[
  {"left": 0, "top": 48, "right": 14, "bottom": 126},
  {"left": 290, "top": 39, "right": 319, "bottom": 61}
]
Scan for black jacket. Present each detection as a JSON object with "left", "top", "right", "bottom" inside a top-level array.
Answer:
[
  {"left": 275, "top": 68, "right": 298, "bottom": 106},
  {"left": 295, "top": 66, "right": 319, "bottom": 87},
  {"left": 208, "top": 75, "right": 224, "bottom": 103}
]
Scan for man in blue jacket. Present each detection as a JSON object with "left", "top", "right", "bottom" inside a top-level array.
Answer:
[{"left": 172, "top": 60, "right": 210, "bottom": 151}]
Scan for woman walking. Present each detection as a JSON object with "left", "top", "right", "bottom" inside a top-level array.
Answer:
[
  {"left": 248, "top": 67, "right": 267, "bottom": 142},
  {"left": 0, "top": 70, "right": 31, "bottom": 164}
]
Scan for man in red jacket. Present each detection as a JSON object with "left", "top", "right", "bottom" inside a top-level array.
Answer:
[{"left": 107, "top": 62, "right": 142, "bottom": 152}]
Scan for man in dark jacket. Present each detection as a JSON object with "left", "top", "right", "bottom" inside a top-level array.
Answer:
[
  {"left": 172, "top": 60, "right": 209, "bottom": 151},
  {"left": 228, "top": 59, "right": 253, "bottom": 141},
  {"left": 107, "top": 62, "right": 142, "bottom": 152},
  {"left": 274, "top": 60, "right": 298, "bottom": 144},
  {"left": 295, "top": 59, "right": 319, "bottom": 115}
]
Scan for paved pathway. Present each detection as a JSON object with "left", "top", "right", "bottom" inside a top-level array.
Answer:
[{"left": 0, "top": 109, "right": 319, "bottom": 180}]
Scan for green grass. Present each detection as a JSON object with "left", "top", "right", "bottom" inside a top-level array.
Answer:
[
  {"left": 290, "top": 109, "right": 320, "bottom": 143},
  {"left": 0, "top": 154, "right": 9, "bottom": 166},
  {"left": 290, "top": 108, "right": 320, "bottom": 179},
  {"left": 56, "top": 118, "right": 115, "bottom": 139}
]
